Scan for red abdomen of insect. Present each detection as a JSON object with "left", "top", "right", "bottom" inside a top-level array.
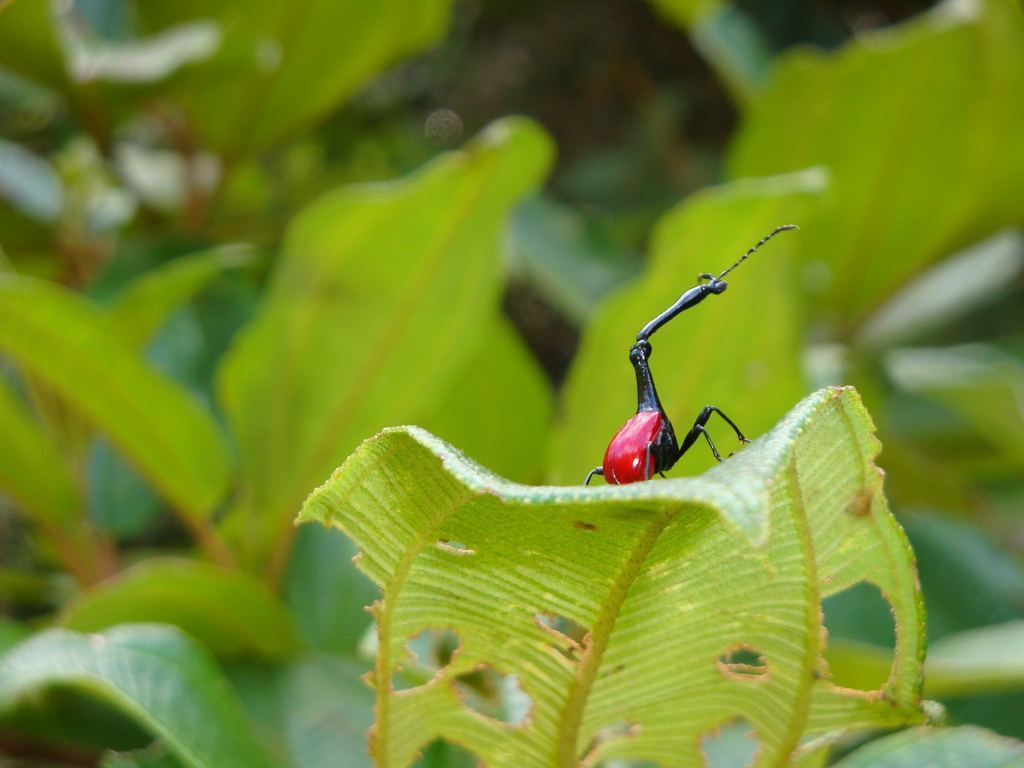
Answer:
[{"left": 602, "top": 410, "right": 664, "bottom": 484}]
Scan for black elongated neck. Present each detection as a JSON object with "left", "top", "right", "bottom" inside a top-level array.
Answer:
[
  {"left": 630, "top": 343, "right": 663, "bottom": 413},
  {"left": 636, "top": 283, "right": 714, "bottom": 342}
]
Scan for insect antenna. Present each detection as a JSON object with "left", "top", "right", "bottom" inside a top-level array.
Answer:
[
  {"left": 717, "top": 224, "right": 799, "bottom": 280},
  {"left": 634, "top": 224, "right": 798, "bottom": 343}
]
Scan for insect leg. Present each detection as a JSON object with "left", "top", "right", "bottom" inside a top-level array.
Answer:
[
  {"left": 695, "top": 425, "right": 723, "bottom": 462},
  {"left": 704, "top": 406, "right": 751, "bottom": 444},
  {"left": 584, "top": 466, "right": 604, "bottom": 485},
  {"left": 676, "top": 405, "right": 740, "bottom": 463}
]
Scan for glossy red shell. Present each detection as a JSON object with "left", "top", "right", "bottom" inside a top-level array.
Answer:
[{"left": 602, "top": 410, "right": 663, "bottom": 484}]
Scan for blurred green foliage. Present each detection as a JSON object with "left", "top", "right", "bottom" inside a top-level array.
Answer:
[{"left": 0, "top": 0, "right": 1022, "bottom": 765}]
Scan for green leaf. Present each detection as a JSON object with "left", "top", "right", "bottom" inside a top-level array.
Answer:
[
  {"left": 88, "top": 436, "right": 164, "bottom": 540},
  {"left": 901, "top": 513, "right": 1024, "bottom": 640},
  {"left": 0, "top": 373, "right": 103, "bottom": 580},
  {"left": 419, "top": 314, "right": 553, "bottom": 484},
  {"left": 134, "top": 0, "right": 457, "bottom": 155},
  {"left": 299, "top": 386, "right": 925, "bottom": 766},
  {"left": 0, "top": 275, "right": 232, "bottom": 523},
  {"left": 829, "top": 620, "right": 1024, "bottom": 701},
  {"left": 284, "top": 525, "right": 378, "bottom": 655},
  {"left": 0, "top": 567, "right": 68, "bottom": 610},
  {"left": 647, "top": 0, "right": 722, "bottom": 27},
  {"left": 885, "top": 344, "right": 1024, "bottom": 474},
  {"left": 60, "top": 559, "right": 300, "bottom": 661},
  {"left": 831, "top": 726, "right": 1024, "bottom": 768},
  {"left": 0, "top": 374, "right": 81, "bottom": 528},
  {"left": 106, "top": 245, "right": 254, "bottom": 350},
  {"left": 228, "top": 655, "right": 374, "bottom": 768},
  {"left": 728, "top": 0, "right": 1024, "bottom": 330},
  {"left": 219, "top": 118, "right": 553, "bottom": 570},
  {"left": 102, "top": 745, "right": 182, "bottom": 768},
  {"left": 0, "top": 624, "right": 277, "bottom": 768},
  {"left": 0, "top": 0, "right": 69, "bottom": 92},
  {"left": 549, "top": 168, "right": 825, "bottom": 484},
  {"left": 0, "top": 618, "right": 31, "bottom": 656},
  {"left": 277, "top": 655, "right": 374, "bottom": 768},
  {"left": 856, "top": 231, "right": 1024, "bottom": 350},
  {"left": 926, "top": 621, "right": 1024, "bottom": 699}
]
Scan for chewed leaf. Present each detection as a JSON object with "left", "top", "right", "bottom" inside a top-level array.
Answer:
[{"left": 299, "top": 386, "right": 926, "bottom": 766}]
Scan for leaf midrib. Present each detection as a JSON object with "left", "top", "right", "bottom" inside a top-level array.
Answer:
[
  {"left": 553, "top": 508, "right": 674, "bottom": 767},
  {"left": 373, "top": 478, "right": 473, "bottom": 768}
]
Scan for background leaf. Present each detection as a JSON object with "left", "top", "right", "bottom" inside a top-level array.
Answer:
[
  {"left": 0, "top": 276, "right": 232, "bottom": 529},
  {"left": 0, "top": 375, "right": 81, "bottom": 529},
  {"left": 0, "top": 374, "right": 101, "bottom": 582},
  {"left": 885, "top": 345, "right": 1024, "bottom": 476},
  {"left": 419, "top": 314, "right": 553, "bottom": 484},
  {"left": 132, "top": 0, "right": 457, "bottom": 155},
  {"left": 925, "top": 622, "right": 1024, "bottom": 699},
  {"left": 219, "top": 117, "right": 553, "bottom": 573},
  {"left": 104, "top": 245, "right": 254, "bottom": 350},
  {"left": 0, "top": 618, "right": 31, "bottom": 656},
  {"left": 902, "top": 513, "right": 1024, "bottom": 640},
  {"left": 229, "top": 654, "right": 373, "bottom": 768},
  {"left": 0, "top": 624, "right": 276, "bottom": 768},
  {"left": 284, "top": 516, "right": 393, "bottom": 656},
  {"left": 60, "top": 559, "right": 300, "bottom": 660},
  {"left": 827, "top": 620, "right": 1024, "bottom": 701},
  {"left": 102, "top": 745, "right": 182, "bottom": 768},
  {"left": 728, "top": 0, "right": 1024, "bottom": 331},
  {"left": 831, "top": 726, "right": 1024, "bottom": 768},
  {"left": 0, "top": 0, "right": 68, "bottom": 92}
]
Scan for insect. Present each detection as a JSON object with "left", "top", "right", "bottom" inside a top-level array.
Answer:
[{"left": 584, "top": 225, "right": 798, "bottom": 485}]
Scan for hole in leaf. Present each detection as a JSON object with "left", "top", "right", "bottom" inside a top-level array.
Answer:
[
  {"left": 581, "top": 720, "right": 641, "bottom": 764},
  {"left": 822, "top": 580, "right": 896, "bottom": 690},
  {"left": 535, "top": 612, "right": 591, "bottom": 660},
  {"left": 435, "top": 539, "right": 475, "bottom": 555},
  {"left": 700, "top": 718, "right": 759, "bottom": 768},
  {"left": 535, "top": 612, "right": 590, "bottom": 644},
  {"left": 717, "top": 644, "right": 768, "bottom": 679},
  {"left": 392, "top": 628, "right": 461, "bottom": 691},
  {"left": 411, "top": 739, "right": 479, "bottom": 768},
  {"left": 453, "top": 664, "right": 531, "bottom": 725}
]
